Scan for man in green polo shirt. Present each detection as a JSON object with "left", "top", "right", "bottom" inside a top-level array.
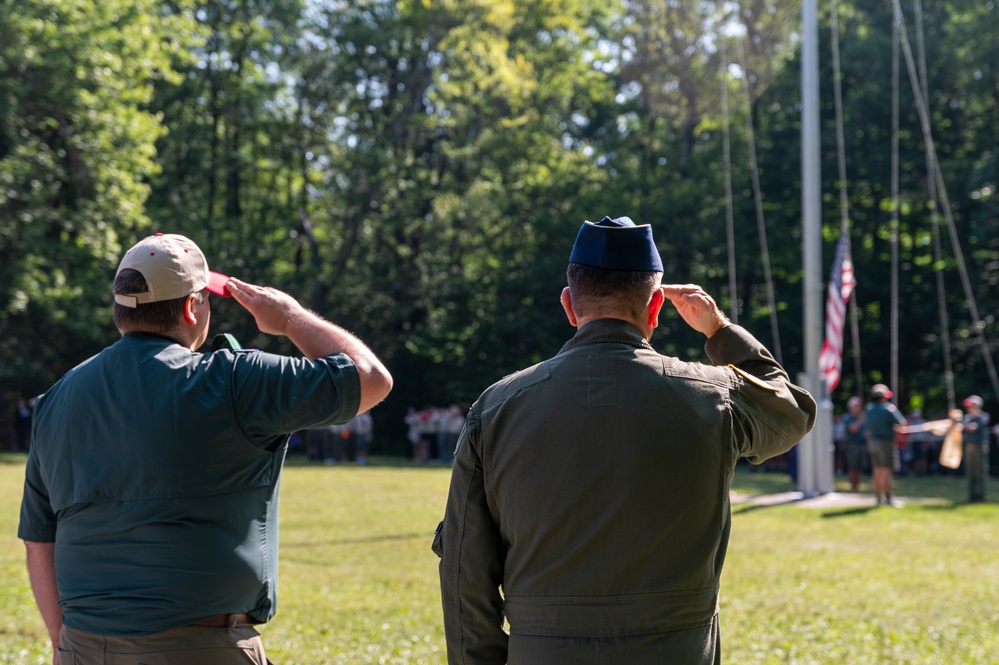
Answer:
[
  {"left": 19, "top": 233, "right": 393, "bottom": 664},
  {"left": 864, "top": 383, "right": 906, "bottom": 506},
  {"left": 435, "top": 215, "right": 816, "bottom": 664}
]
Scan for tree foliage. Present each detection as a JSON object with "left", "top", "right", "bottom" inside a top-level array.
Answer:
[
  {"left": 2, "top": 0, "right": 996, "bottom": 445},
  {"left": 0, "top": 0, "right": 190, "bottom": 400}
]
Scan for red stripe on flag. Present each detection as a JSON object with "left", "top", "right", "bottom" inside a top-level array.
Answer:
[{"left": 819, "top": 231, "right": 856, "bottom": 392}]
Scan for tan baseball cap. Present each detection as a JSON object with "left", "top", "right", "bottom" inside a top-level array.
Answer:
[
  {"left": 870, "top": 383, "right": 893, "bottom": 399},
  {"left": 963, "top": 395, "right": 983, "bottom": 408},
  {"left": 114, "top": 233, "right": 230, "bottom": 308}
]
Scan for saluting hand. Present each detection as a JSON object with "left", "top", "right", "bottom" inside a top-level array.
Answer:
[
  {"left": 225, "top": 277, "right": 307, "bottom": 337},
  {"left": 662, "top": 284, "right": 730, "bottom": 338}
]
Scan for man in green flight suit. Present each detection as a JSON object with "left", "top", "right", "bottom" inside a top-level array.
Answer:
[{"left": 435, "top": 215, "right": 816, "bottom": 664}]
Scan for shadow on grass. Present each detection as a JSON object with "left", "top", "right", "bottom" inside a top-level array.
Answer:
[
  {"left": 917, "top": 501, "right": 982, "bottom": 512},
  {"left": 282, "top": 532, "right": 434, "bottom": 565},
  {"left": 819, "top": 505, "right": 881, "bottom": 518},
  {"left": 732, "top": 501, "right": 795, "bottom": 516},
  {"left": 284, "top": 532, "right": 430, "bottom": 548}
]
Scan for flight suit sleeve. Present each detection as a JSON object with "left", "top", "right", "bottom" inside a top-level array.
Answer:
[
  {"left": 438, "top": 406, "right": 508, "bottom": 665},
  {"left": 705, "top": 325, "right": 817, "bottom": 464}
]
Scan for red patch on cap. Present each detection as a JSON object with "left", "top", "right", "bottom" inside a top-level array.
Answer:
[{"left": 207, "top": 271, "right": 231, "bottom": 297}]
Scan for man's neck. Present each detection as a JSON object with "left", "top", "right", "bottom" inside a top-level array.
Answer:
[
  {"left": 574, "top": 314, "right": 650, "bottom": 340},
  {"left": 122, "top": 326, "right": 198, "bottom": 351}
]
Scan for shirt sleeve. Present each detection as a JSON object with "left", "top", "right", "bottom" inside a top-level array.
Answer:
[
  {"left": 229, "top": 350, "right": 361, "bottom": 448},
  {"left": 705, "top": 325, "right": 817, "bottom": 464},
  {"left": 18, "top": 445, "right": 57, "bottom": 542},
  {"left": 438, "top": 407, "right": 508, "bottom": 665}
]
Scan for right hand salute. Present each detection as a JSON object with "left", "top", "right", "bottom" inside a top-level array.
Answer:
[
  {"left": 662, "top": 284, "right": 730, "bottom": 338},
  {"left": 225, "top": 277, "right": 392, "bottom": 413},
  {"left": 225, "top": 277, "right": 304, "bottom": 336}
]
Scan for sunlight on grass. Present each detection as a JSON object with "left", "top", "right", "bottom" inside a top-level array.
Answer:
[{"left": 1, "top": 453, "right": 997, "bottom": 664}]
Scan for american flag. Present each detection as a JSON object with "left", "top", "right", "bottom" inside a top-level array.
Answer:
[{"left": 818, "top": 230, "right": 856, "bottom": 392}]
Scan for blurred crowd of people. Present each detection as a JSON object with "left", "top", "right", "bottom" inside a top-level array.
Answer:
[
  {"left": 405, "top": 405, "right": 465, "bottom": 465},
  {"left": 9, "top": 386, "right": 995, "bottom": 496},
  {"left": 835, "top": 405, "right": 998, "bottom": 477},
  {"left": 833, "top": 392, "right": 997, "bottom": 502},
  {"left": 8, "top": 393, "right": 473, "bottom": 468}
]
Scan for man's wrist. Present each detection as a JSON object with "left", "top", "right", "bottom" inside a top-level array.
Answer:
[
  {"left": 280, "top": 305, "right": 313, "bottom": 337},
  {"left": 704, "top": 320, "right": 730, "bottom": 339}
]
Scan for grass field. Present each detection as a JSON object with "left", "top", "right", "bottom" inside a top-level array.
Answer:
[{"left": 1, "top": 452, "right": 997, "bottom": 664}]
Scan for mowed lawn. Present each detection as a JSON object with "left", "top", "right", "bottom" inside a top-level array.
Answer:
[{"left": 1, "top": 452, "right": 997, "bottom": 664}]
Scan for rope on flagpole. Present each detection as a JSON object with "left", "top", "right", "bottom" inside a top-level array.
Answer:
[
  {"left": 735, "top": 33, "right": 783, "bottom": 365},
  {"left": 913, "top": 0, "right": 956, "bottom": 410},
  {"left": 891, "top": 0, "right": 999, "bottom": 401},
  {"left": 829, "top": 0, "right": 863, "bottom": 397},
  {"left": 719, "top": 33, "right": 739, "bottom": 325}
]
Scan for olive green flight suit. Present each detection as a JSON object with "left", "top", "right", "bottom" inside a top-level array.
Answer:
[{"left": 437, "top": 319, "right": 816, "bottom": 664}]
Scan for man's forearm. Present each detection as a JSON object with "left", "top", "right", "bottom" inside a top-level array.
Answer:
[
  {"left": 24, "top": 540, "right": 62, "bottom": 650},
  {"left": 223, "top": 277, "right": 393, "bottom": 413},
  {"left": 284, "top": 309, "right": 393, "bottom": 413}
]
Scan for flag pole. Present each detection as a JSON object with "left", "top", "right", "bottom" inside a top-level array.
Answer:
[{"left": 799, "top": 0, "right": 834, "bottom": 495}]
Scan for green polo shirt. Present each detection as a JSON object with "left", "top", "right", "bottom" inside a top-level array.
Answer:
[
  {"left": 19, "top": 332, "right": 360, "bottom": 636},
  {"left": 865, "top": 400, "right": 905, "bottom": 440}
]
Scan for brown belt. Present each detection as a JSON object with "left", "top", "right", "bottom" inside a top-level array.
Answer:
[{"left": 193, "top": 613, "right": 258, "bottom": 628}]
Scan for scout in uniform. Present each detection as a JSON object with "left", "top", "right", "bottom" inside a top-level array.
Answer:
[
  {"left": 864, "top": 384, "right": 906, "bottom": 506},
  {"left": 19, "top": 233, "right": 392, "bottom": 664},
  {"left": 962, "top": 395, "right": 990, "bottom": 502}
]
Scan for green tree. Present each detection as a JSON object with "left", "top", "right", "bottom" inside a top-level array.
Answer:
[
  {"left": 284, "top": 0, "right": 620, "bottom": 449},
  {"left": 0, "top": 0, "right": 188, "bottom": 407},
  {"left": 602, "top": 1, "right": 802, "bottom": 365},
  {"left": 145, "top": 0, "right": 306, "bottom": 312},
  {"left": 745, "top": 0, "right": 999, "bottom": 412}
]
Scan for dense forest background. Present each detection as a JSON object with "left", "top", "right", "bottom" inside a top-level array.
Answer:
[{"left": 1, "top": 0, "right": 996, "bottom": 452}]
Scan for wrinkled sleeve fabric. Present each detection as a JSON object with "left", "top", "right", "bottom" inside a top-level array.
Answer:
[
  {"left": 439, "top": 406, "right": 508, "bottom": 665},
  {"left": 229, "top": 350, "right": 360, "bottom": 448},
  {"left": 18, "top": 445, "right": 57, "bottom": 542},
  {"left": 705, "top": 325, "right": 817, "bottom": 464}
]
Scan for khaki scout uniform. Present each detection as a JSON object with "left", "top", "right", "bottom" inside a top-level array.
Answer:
[{"left": 438, "top": 319, "right": 816, "bottom": 664}]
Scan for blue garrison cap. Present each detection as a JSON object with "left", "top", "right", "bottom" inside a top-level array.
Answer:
[{"left": 568, "top": 216, "right": 664, "bottom": 271}]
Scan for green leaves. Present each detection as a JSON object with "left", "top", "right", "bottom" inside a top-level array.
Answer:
[
  {"left": 0, "top": 0, "right": 188, "bottom": 397},
  {"left": 2, "top": 0, "right": 996, "bottom": 432}
]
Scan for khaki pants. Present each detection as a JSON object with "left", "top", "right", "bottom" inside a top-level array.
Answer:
[{"left": 59, "top": 624, "right": 271, "bottom": 665}]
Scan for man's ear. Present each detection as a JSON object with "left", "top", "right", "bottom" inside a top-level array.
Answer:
[
  {"left": 561, "top": 287, "right": 578, "bottom": 327},
  {"left": 647, "top": 286, "right": 666, "bottom": 329},
  {"left": 181, "top": 293, "right": 200, "bottom": 325}
]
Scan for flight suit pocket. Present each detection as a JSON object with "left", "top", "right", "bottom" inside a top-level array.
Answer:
[{"left": 431, "top": 520, "right": 444, "bottom": 558}]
